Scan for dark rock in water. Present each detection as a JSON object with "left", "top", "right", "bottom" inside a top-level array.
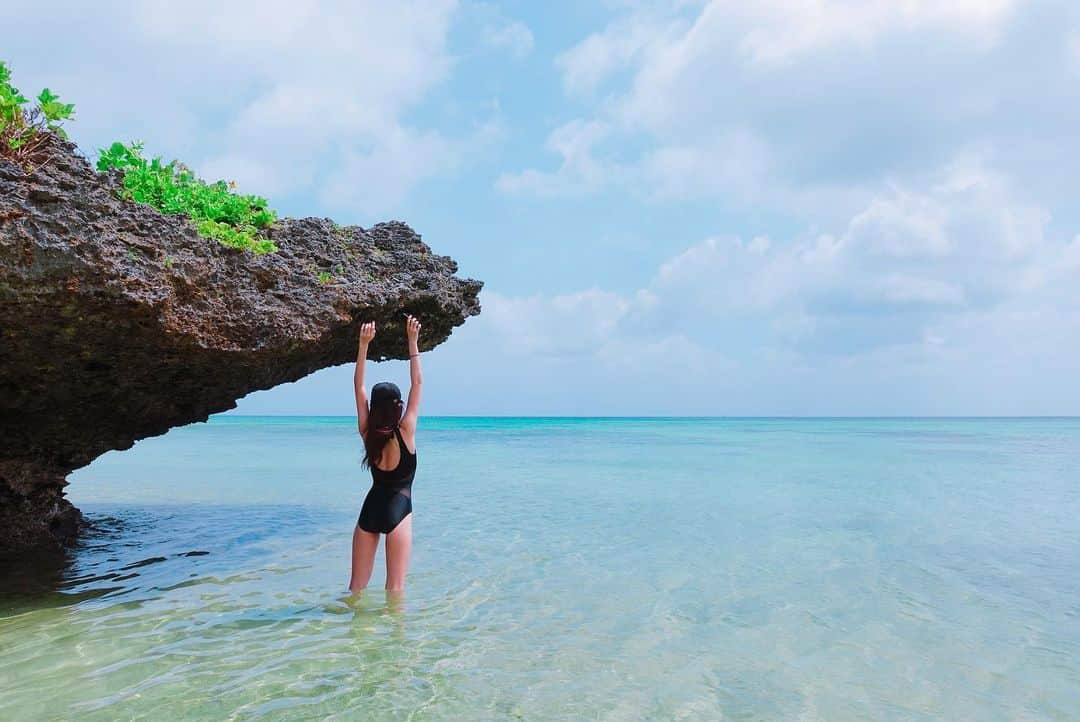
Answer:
[{"left": 0, "top": 134, "right": 482, "bottom": 550}]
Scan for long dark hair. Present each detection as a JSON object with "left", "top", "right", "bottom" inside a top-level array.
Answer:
[{"left": 362, "top": 395, "right": 404, "bottom": 469}]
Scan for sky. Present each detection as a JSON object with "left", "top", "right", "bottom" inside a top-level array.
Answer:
[{"left": 6, "top": 0, "right": 1080, "bottom": 415}]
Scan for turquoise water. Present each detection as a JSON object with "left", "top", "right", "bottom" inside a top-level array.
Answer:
[{"left": 1, "top": 417, "right": 1078, "bottom": 720}]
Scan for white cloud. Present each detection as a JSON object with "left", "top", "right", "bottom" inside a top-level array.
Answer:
[
  {"left": 845, "top": 192, "right": 952, "bottom": 259},
  {"left": 496, "top": 119, "right": 615, "bottom": 196},
  {"left": 728, "top": 0, "right": 1017, "bottom": 65},
  {"left": 639, "top": 129, "right": 774, "bottom": 202},
  {"left": 509, "top": 0, "right": 1078, "bottom": 218},
  {"left": 868, "top": 274, "right": 966, "bottom": 306},
  {"left": 475, "top": 150, "right": 1080, "bottom": 411},
  {"left": 482, "top": 289, "right": 630, "bottom": 356},
  {"left": 318, "top": 127, "right": 458, "bottom": 211},
  {"left": 556, "top": 12, "right": 689, "bottom": 95},
  {"left": 486, "top": 157, "right": 1074, "bottom": 374},
  {"left": 482, "top": 18, "right": 535, "bottom": 58}
]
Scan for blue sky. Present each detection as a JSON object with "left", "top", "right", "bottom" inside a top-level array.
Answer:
[{"left": 7, "top": 1, "right": 1080, "bottom": 415}]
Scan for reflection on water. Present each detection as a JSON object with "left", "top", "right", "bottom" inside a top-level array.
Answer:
[
  {"left": 0, "top": 418, "right": 1078, "bottom": 720},
  {"left": 1, "top": 508, "right": 296, "bottom": 608},
  {"left": 0, "top": 514, "right": 194, "bottom": 612},
  {"left": 0, "top": 544, "right": 81, "bottom": 614}
]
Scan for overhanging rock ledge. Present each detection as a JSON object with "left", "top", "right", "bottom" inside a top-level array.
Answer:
[{"left": 0, "top": 135, "right": 482, "bottom": 550}]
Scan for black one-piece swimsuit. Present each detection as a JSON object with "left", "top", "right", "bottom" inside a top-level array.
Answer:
[{"left": 357, "top": 426, "right": 417, "bottom": 534}]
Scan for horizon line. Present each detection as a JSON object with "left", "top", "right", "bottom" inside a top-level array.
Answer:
[{"left": 216, "top": 414, "right": 1080, "bottom": 420}]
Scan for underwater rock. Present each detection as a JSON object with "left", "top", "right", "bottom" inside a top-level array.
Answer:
[{"left": 0, "top": 134, "right": 481, "bottom": 550}]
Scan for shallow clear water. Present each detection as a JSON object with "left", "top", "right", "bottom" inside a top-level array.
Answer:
[{"left": 2, "top": 417, "right": 1079, "bottom": 720}]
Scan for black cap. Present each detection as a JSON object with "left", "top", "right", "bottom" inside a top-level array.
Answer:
[{"left": 371, "top": 381, "right": 402, "bottom": 405}]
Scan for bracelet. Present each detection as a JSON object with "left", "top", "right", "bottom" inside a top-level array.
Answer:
[{"left": 409, "top": 353, "right": 420, "bottom": 357}]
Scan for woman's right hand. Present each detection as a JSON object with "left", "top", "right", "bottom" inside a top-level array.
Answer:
[{"left": 359, "top": 321, "right": 376, "bottom": 344}]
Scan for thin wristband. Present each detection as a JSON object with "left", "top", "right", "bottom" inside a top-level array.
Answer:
[{"left": 409, "top": 353, "right": 420, "bottom": 357}]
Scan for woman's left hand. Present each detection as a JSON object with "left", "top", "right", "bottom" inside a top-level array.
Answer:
[{"left": 405, "top": 315, "right": 421, "bottom": 343}]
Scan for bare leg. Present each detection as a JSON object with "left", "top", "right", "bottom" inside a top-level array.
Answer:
[
  {"left": 349, "top": 525, "right": 380, "bottom": 593},
  {"left": 385, "top": 513, "right": 413, "bottom": 592}
]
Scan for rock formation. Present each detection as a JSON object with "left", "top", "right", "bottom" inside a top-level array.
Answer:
[{"left": 0, "top": 134, "right": 481, "bottom": 550}]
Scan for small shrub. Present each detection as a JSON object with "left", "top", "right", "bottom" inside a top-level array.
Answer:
[
  {"left": 98, "top": 141, "right": 278, "bottom": 254},
  {"left": 317, "top": 270, "right": 332, "bottom": 284},
  {"left": 0, "top": 61, "right": 75, "bottom": 164}
]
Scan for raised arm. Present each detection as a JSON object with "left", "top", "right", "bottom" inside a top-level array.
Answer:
[
  {"left": 402, "top": 314, "right": 423, "bottom": 428},
  {"left": 354, "top": 321, "right": 376, "bottom": 435}
]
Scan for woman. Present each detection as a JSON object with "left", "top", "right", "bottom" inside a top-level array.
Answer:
[{"left": 349, "top": 314, "right": 422, "bottom": 593}]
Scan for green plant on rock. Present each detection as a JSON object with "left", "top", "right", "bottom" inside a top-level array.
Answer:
[
  {"left": 97, "top": 141, "right": 278, "bottom": 254},
  {"left": 2, "top": 61, "right": 277, "bottom": 255},
  {"left": 0, "top": 61, "right": 75, "bottom": 164}
]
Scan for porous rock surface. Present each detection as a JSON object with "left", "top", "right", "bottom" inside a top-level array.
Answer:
[{"left": 0, "top": 134, "right": 481, "bottom": 550}]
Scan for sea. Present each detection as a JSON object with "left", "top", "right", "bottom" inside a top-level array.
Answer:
[{"left": 1, "top": 417, "right": 1078, "bottom": 720}]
